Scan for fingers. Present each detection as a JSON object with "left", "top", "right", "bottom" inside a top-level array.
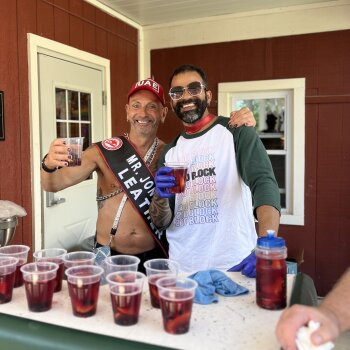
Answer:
[
  {"left": 310, "top": 314, "right": 340, "bottom": 346},
  {"left": 275, "top": 305, "right": 314, "bottom": 350},
  {"left": 229, "top": 107, "right": 256, "bottom": 128},
  {"left": 46, "top": 138, "right": 70, "bottom": 168},
  {"left": 242, "top": 263, "right": 256, "bottom": 278}
]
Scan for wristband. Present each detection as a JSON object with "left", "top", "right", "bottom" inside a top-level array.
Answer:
[{"left": 41, "top": 154, "right": 58, "bottom": 173}]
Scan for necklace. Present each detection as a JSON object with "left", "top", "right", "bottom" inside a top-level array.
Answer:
[
  {"left": 184, "top": 114, "right": 216, "bottom": 134},
  {"left": 123, "top": 132, "right": 159, "bottom": 165},
  {"left": 96, "top": 134, "right": 159, "bottom": 202}
]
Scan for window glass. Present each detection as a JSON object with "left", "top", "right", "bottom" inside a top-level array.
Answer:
[{"left": 55, "top": 88, "right": 93, "bottom": 179}]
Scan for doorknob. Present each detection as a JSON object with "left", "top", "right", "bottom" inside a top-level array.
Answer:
[{"left": 46, "top": 192, "right": 66, "bottom": 207}]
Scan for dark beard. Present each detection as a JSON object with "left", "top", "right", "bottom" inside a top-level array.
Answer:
[{"left": 173, "top": 97, "right": 207, "bottom": 124}]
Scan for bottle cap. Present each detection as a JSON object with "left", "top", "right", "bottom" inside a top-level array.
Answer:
[{"left": 257, "top": 230, "right": 286, "bottom": 248}]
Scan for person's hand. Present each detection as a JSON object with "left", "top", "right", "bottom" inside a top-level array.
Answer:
[
  {"left": 228, "top": 250, "right": 256, "bottom": 278},
  {"left": 276, "top": 304, "right": 340, "bottom": 350},
  {"left": 44, "top": 139, "right": 70, "bottom": 169},
  {"left": 154, "top": 166, "right": 175, "bottom": 198},
  {"left": 229, "top": 107, "right": 256, "bottom": 128}
]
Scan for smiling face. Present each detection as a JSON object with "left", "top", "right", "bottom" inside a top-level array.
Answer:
[
  {"left": 126, "top": 90, "right": 167, "bottom": 139},
  {"left": 170, "top": 71, "right": 212, "bottom": 125}
]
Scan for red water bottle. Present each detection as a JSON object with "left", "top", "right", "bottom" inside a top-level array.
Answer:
[{"left": 256, "top": 230, "right": 287, "bottom": 310}]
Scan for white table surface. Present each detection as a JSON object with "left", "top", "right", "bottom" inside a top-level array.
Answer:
[{"left": 0, "top": 273, "right": 295, "bottom": 350}]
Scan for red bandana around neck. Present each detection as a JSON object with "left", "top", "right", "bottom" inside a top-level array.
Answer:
[{"left": 184, "top": 114, "right": 216, "bottom": 134}]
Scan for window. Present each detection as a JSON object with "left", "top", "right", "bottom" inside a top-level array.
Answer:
[
  {"left": 218, "top": 78, "right": 305, "bottom": 225},
  {"left": 55, "top": 87, "right": 92, "bottom": 180},
  {"left": 55, "top": 87, "right": 91, "bottom": 152}
]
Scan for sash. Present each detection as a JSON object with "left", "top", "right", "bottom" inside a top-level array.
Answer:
[{"left": 95, "top": 136, "right": 168, "bottom": 257}]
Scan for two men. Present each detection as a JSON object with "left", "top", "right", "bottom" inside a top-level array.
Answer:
[{"left": 41, "top": 76, "right": 255, "bottom": 271}]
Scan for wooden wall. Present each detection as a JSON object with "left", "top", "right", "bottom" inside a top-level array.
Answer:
[
  {"left": 0, "top": 0, "right": 138, "bottom": 251},
  {"left": 151, "top": 30, "right": 350, "bottom": 295}
]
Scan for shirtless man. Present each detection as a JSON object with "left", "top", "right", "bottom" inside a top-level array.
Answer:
[{"left": 41, "top": 77, "right": 255, "bottom": 272}]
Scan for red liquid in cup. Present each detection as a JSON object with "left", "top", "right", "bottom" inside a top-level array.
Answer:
[
  {"left": 169, "top": 168, "right": 187, "bottom": 194},
  {"left": 54, "top": 262, "right": 64, "bottom": 292},
  {"left": 256, "top": 257, "right": 286, "bottom": 310},
  {"left": 148, "top": 275, "right": 165, "bottom": 308},
  {"left": 68, "top": 158, "right": 81, "bottom": 167},
  {"left": 0, "top": 271, "right": 16, "bottom": 303},
  {"left": 68, "top": 280, "right": 100, "bottom": 317},
  {"left": 110, "top": 286, "right": 142, "bottom": 326},
  {"left": 160, "top": 291, "right": 194, "bottom": 334},
  {"left": 24, "top": 278, "right": 56, "bottom": 312},
  {"left": 14, "top": 262, "right": 26, "bottom": 288}
]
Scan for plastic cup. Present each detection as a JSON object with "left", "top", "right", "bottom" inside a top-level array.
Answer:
[
  {"left": 164, "top": 162, "right": 188, "bottom": 193},
  {"left": 104, "top": 255, "right": 140, "bottom": 275},
  {"left": 21, "top": 262, "right": 59, "bottom": 312},
  {"left": 33, "top": 248, "right": 67, "bottom": 292},
  {"left": 106, "top": 271, "right": 145, "bottom": 326},
  {"left": 143, "top": 259, "right": 179, "bottom": 308},
  {"left": 65, "top": 137, "right": 84, "bottom": 167},
  {"left": 156, "top": 276, "right": 198, "bottom": 334},
  {"left": 63, "top": 251, "right": 95, "bottom": 268},
  {"left": 0, "top": 244, "right": 30, "bottom": 287},
  {"left": 0, "top": 256, "right": 19, "bottom": 303},
  {"left": 65, "top": 265, "right": 104, "bottom": 317}
]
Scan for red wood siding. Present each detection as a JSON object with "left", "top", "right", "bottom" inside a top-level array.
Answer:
[
  {"left": 151, "top": 30, "right": 350, "bottom": 295},
  {"left": 0, "top": 0, "right": 138, "bottom": 256}
]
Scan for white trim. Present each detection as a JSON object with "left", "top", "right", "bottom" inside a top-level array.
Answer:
[
  {"left": 84, "top": 0, "right": 141, "bottom": 30},
  {"left": 218, "top": 78, "right": 305, "bottom": 226},
  {"left": 141, "top": 2, "right": 350, "bottom": 78},
  {"left": 28, "top": 33, "right": 111, "bottom": 251}
]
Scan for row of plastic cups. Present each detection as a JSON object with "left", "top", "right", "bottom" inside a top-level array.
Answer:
[
  {"left": 0, "top": 248, "right": 198, "bottom": 334},
  {"left": 0, "top": 246, "right": 141, "bottom": 303}
]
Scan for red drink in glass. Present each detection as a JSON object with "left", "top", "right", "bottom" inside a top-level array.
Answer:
[
  {"left": 256, "top": 257, "right": 286, "bottom": 310},
  {"left": 160, "top": 290, "right": 194, "bottom": 334},
  {"left": 69, "top": 157, "right": 81, "bottom": 167},
  {"left": 68, "top": 280, "right": 100, "bottom": 317},
  {"left": 169, "top": 168, "right": 187, "bottom": 194},
  {"left": 148, "top": 274, "right": 165, "bottom": 308},
  {"left": 0, "top": 271, "right": 16, "bottom": 303},
  {"left": 24, "top": 278, "right": 56, "bottom": 312},
  {"left": 14, "top": 261, "right": 25, "bottom": 288},
  {"left": 54, "top": 262, "right": 64, "bottom": 292},
  {"left": 110, "top": 285, "right": 142, "bottom": 326}
]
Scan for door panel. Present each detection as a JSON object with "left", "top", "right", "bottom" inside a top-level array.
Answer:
[{"left": 39, "top": 54, "right": 103, "bottom": 250}]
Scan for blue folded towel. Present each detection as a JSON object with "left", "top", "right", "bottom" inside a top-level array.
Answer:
[{"left": 188, "top": 270, "right": 249, "bottom": 304}]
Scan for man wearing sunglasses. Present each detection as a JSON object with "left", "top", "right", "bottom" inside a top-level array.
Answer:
[
  {"left": 150, "top": 64, "right": 281, "bottom": 276},
  {"left": 41, "top": 76, "right": 255, "bottom": 272}
]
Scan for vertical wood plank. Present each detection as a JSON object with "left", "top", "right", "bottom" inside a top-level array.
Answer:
[
  {"left": 17, "top": 0, "right": 38, "bottom": 247},
  {"left": 37, "top": 0, "right": 55, "bottom": 39},
  {"left": 54, "top": 7, "right": 70, "bottom": 45}
]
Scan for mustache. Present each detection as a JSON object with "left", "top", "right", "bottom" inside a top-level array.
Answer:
[{"left": 176, "top": 98, "right": 201, "bottom": 109}]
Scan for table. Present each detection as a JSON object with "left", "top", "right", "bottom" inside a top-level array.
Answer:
[{"left": 0, "top": 273, "right": 295, "bottom": 350}]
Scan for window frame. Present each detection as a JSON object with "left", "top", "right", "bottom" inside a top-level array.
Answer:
[{"left": 218, "top": 78, "right": 305, "bottom": 225}]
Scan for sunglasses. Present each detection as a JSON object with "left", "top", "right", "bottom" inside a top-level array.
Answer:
[{"left": 169, "top": 81, "right": 206, "bottom": 101}]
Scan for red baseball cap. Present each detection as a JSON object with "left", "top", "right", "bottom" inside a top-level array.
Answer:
[{"left": 127, "top": 78, "right": 165, "bottom": 106}]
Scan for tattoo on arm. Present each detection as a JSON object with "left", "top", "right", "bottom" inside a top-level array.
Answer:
[{"left": 149, "top": 194, "right": 173, "bottom": 229}]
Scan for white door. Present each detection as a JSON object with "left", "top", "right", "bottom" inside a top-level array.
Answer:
[{"left": 39, "top": 53, "right": 104, "bottom": 250}]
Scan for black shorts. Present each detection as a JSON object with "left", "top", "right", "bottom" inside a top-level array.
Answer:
[{"left": 94, "top": 242, "right": 164, "bottom": 274}]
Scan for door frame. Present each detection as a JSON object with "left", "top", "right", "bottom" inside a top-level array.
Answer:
[{"left": 28, "top": 33, "right": 111, "bottom": 251}]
